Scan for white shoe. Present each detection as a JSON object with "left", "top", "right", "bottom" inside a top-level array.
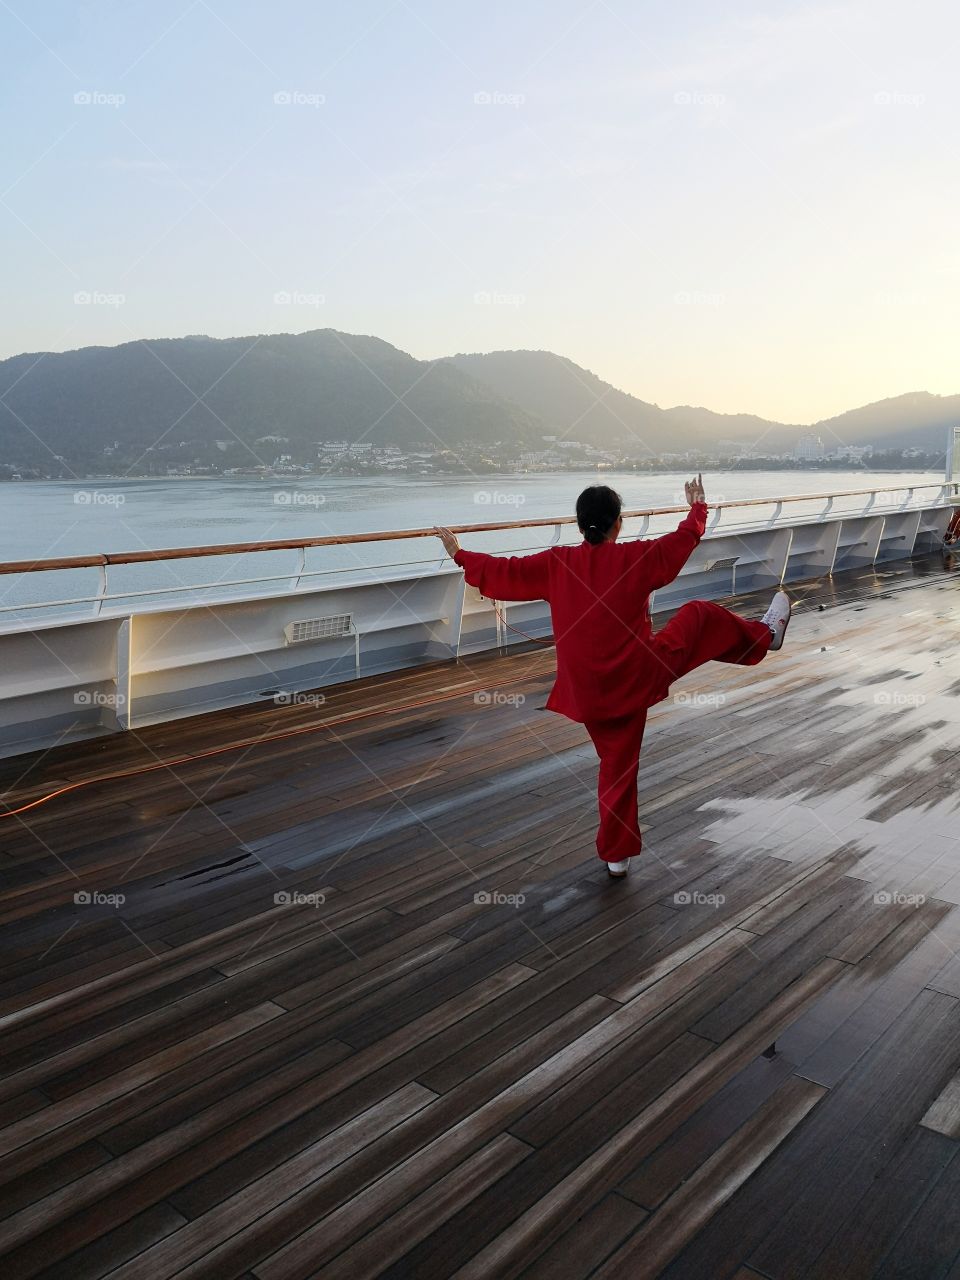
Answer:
[
  {"left": 760, "top": 590, "right": 792, "bottom": 651},
  {"left": 607, "top": 858, "right": 631, "bottom": 878}
]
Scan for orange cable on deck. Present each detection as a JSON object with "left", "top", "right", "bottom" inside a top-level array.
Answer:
[{"left": 0, "top": 648, "right": 555, "bottom": 821}]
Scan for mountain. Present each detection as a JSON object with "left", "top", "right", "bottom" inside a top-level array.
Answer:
[
  {"left": 448, "top": 349, "right": 798, "bottom": 456},
  {"left": 0, "top": 330, "right": 955, "bottom": 472},
  {"left": 0, "top": 330, "right": 544, "bottom": 469},
  {"left": 814, "top": 392, "right": 960, "bottom": 452},
  {"left": 447, "top": 350, "right": 958, "bottom": 454}
]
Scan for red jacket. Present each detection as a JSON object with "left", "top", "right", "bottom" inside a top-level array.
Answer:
[{"left": 454, "top": 502, "right": 707, "bottom": 723}]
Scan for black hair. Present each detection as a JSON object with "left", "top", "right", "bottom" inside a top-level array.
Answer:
[{"left": 576, "top": 484, "right": 622, "bottom": 545}]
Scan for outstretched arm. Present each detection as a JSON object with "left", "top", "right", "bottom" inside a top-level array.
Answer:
[
  {"left": 435, "top": 527, "right": 551, "bottom": 602},
  {"left": 643, "top": 473, "right": 708, "bottom": 588}
]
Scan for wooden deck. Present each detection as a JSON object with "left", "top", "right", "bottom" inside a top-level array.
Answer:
[{"left": 2, "top": 555, "right": 960, "bottom": 1279}]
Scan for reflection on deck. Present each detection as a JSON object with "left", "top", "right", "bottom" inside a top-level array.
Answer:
[{"left": 1, "top": 555, "right": 959, "bottom": 1278}]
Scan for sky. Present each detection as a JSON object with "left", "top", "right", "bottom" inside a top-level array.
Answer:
[{"left": 1, "top": 0, "right": 958, "bottom": 424}]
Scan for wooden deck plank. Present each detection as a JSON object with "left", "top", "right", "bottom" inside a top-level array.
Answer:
[
  {"left": 518, "top": 1192, "right": 649, "bottom": 1280},
  {"left": 592, "top": 1075, "right": 826, "bottom": 1280},
  {"left": 921, "top": 1070, "right": 960, "bottom": 1139}
]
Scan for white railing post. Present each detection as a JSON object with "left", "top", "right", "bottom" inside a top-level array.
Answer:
[
  {"left": 115, "top": 617, "right": 132, "bottom": 730},
  {"left": 779, "top": 528, "right": 794, "bottom": 585},
  {"left": 290, "top": 546, "right": 306, "bottom": 592},
  {"left": 94, "top": 564, "right": 107, "bottom": 617},
  {"left": 451, "top": 574, "right": 466, "bottom": 658},
  {"left": 946, "top": 424, "right": 958, "bottom": 483},
  {"left": 495, "top": 600, "right": 505, "bottom": 651}
]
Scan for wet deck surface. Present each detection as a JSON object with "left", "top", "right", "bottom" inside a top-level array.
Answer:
[{"left": 2, "top": 555, "right": 960, "bottom": 1278}]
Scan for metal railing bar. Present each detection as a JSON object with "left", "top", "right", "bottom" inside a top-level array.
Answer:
[{"left": 0, "top": 483, "right": 953, "bottom": 577}]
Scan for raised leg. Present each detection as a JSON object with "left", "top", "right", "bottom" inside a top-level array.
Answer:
[{"left": 651, "top": 599, "right": 772, "bottom": 684}]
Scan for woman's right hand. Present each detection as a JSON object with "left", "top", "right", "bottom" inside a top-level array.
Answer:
[{"left": 684, "top": 473, "right": 706, "bottom": 506}]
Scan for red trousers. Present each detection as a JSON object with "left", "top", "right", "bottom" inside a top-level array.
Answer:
[{"left": 584, "top": 600, "right": 772, "bottom": 862}]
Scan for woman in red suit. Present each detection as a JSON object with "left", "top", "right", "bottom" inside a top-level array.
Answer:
[{"left": 435, "top": 476, "right": 790, "bottom": 878}]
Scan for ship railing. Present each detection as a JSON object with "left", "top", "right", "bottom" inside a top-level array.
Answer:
[{"left": 0, "top": 480, "right": 955, "bottom": 622}]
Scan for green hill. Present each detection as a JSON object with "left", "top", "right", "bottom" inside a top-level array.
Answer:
[{"left": 0, "top": 330, "right": 544, "bottom": 471}]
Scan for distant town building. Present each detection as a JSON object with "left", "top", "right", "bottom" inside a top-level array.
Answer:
[{"left": 795, "top": 435, "right": 824, "bottom": 461}]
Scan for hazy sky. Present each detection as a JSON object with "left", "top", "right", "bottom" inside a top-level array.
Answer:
[{"left": 2, "top": 0, "right": 957, "bottom": 423}]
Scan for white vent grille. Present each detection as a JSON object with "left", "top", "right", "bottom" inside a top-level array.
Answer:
[{"left": 284, "top": 614, "right": 352, "bottom": 644}]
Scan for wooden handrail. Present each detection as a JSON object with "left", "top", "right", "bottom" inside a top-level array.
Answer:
[{"left": 0, "top": 482, "right": 952, "bottom": 577}]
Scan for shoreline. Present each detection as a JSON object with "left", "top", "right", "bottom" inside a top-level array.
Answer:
[{"left": 0, "top": 465, "right": 945, "bottom": 486}]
